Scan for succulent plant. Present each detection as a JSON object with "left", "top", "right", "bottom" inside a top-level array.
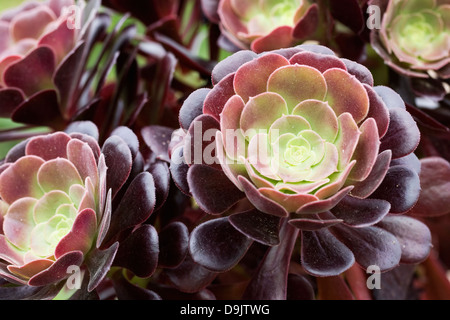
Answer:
[
  {"left": 169, "top": 44, "right": 432, "bottom": 295},
  {"left": 0, "top": 121, "right": 162, "bottom": 299},
  {"left": 370, "top": 0, "right": 450, "bottom": 101},
  {"left": 201, "top": 0, "right": 319, "bottom": 53}
]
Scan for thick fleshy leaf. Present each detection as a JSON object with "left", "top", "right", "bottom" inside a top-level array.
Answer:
[
  {"left": 323, "top": 68, "right": 369, "bottom": 123},
  {"left": 85, "top": 242, "right": 119, "bottom": 292},
  {"left": 28, "top": 250, "right": 83, "bottom": 287},
  {"left": 141, "top": 125, "right": 174, "bottom": 162},
  {"left": 113, "top": 225, "right": 159, "bottom": 278},
  {"left": 370, "top": 165, "right": 420, "bottom": 214},
  {"left": 233, "top": 53, "right": 289, "bottom": 102},
  {"left": 10, "top": 5, "right": 55, "bottom": 41},
  {"left": 101, "top": 135, "right": 132, "bottom": 198},
  {"left": 158, "top": 221, "right": 189, "bottom": 269},
  {"left": 292, "top": 3, "right": 319, "bottom": 40},
  {"left": 341, "top": 58, "right": 374, "bottom": 87},
  {"left": 334, "top": 112, "right": 360, "bottom": 171},
  {"left": 189, "top": 217, "right": 252, "bottom": 272},
  {"left": 289, "top": 211, "right": 343, "bottom": 231},
  {"left": 0, "top": 88, "right": 25, "bottom": 118},
  {"left": 228, "top": 209, "right": 281, "bottom": 246},
  {"left": 242, "top": 221, "right": 299, "bottom": 299},
  {"left": 373, "top": 86, "right": 405, "bottom": 110},
  {"left": 8, "top": 258, "right": 54, "bottom": 281},
  {"left": 238, "top": 176, "right": 289, "bottom": 217},
  {"left": 169, "top": 146, "right": 191, "bottom": 196},
  {"left": 203, "top": 73, "right": 235, "bottom": 121},
  {"left": 188, "top": 164, "right": 245, "bottom": 215},
  {"left": 296, "top": 186, "right": 353, "bottom": 214},
  {"left": 251, "top": 26, "right": 295, "bottom": 53},
  {"left": 3, "top": 198, "right": 37, "bottom": 250},
  {"left": 33, "top": 190, "right": 72, "bottom": 223},
  {"left": 380, "top": 107, "right": 420, "bottom": 159},
  {"left": 25, "top": 132, "right": 71, "bottom": 161},
  {"left": 54, "top": 208, "right": 97, "bottom": 259},
  {"left": 220, "top": 95, "right": 246, "bottom": 160},
  {"left": 330, "top": 224, "right": 402, "bottom": 271},
  {"left": 364, "top": 84, "right": 390, "bottom": 138},
  {"left": 38, "top": 18, "right": 75, "bottom": 63},
  {"left": 259, "top": 188, "right": 319, "bottom": 213},
  {"left": 178, "top": 88, "right": 210, "bottom": 130},
  {"left": 331, "top": 196, "right": 391, "bottom": 227},
  {"left": 301, "top": 229, "right": 355, "bottom": 277},
  {"left": 148, "top": 161, "right": 170, "bottom": 211},
  {"left": 4, "top": 46, "right": 55, "bottom": 96},
  {"left": 0, "top": 156, "right": 45, "bottom": 204},
  {"left": 37, "top": 158, "right": 83, "bottom": 193},
  {"left": 110, "top": 126, "right": 140, "bottom": 159},
  {"left": 212, "top": 50, "right": 257, "bottom": 85},
  {"left": 408, "top": 157, "right": 450, "bottom": 217},
  {"left": 108, "top": 172, "right": 156, "bottom": 238},
  {"left": 286, "top": 274, "right": 315, "bottom": 300},
  {"left": 289, "top": 51, "right": 346, "bottom": 73},
  {"left": 67, "top": 139, "right": 98, "bottom": 186},
  {"left": 377, "top": 216, "right": 432, "bottom": 264},
  {"left": 268, "top": 64, "right": 327, "bottom": 112}
]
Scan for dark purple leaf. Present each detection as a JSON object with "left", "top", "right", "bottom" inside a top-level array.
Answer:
[
  {"left": 331, "top": 196, "right": 391, "bottom": 227},
  {"left": 179, "top": 88, "right": 211, "bottom": 130},
  {"left": 377, "top": 215, "right": 432, "bottom": 264},
  {"left": 390, "top": 152, "right": 421, "bottom": 175},
  {"left": 370, "top": 165, "right": 420, "bottom": 214},
  {"left": 158, "top": 221, "right": 189, "bottom": 268},
  {"left": 380, "top": 107, "right": 420, "bottom": 159},
  {"left": 28, "top": 251, "right": 83, "bottom": 287},
  {"left": 169, "top": 146, "right": 191, "bottom": 196},
  {"left": 108, "top": 172, "right": 156, "bottom": 238},
  {"left": 292, "top": 4, "right": 319, "bottom": 40},
  {"left": 211, "top": 50, "right": 256, "bottom": 85},
  {"left": 148, "top": 160, "right": 170, "bottom": 211},
  {"left": 228, "top": 209, "right": 281, "bottom": 246},
  {"left": 65, "top": 120, "right": 100, "bottom": 140},
  {"left": 286, "top": 274, "right": 315, "bottom": 300},
  {"left": 329, "top": 0, "right": 365, "bottom": 34},
  {"left": 113, "top": 225, "right": 159, "bottom": 278},
  {"left": 141, "top": 125, "right": 174, "bottom": 162},
  {"left": 0, "top": 282, "right": 64, "bottom": 300},
  {"left": 85, "top": 242, "right": 119, "bottom": 292},
  {"left": 301, "top": 229, "right": 355, "bottom": 277},
  {"left": 409, "top": 157, "right": 450, "bottom": 217},
  {"left": 188, "top": 164, "right": 245, "bottom": 215},
  {"left": 110, "top": 126, "right": 139, "bottom": 159},
  {"left": 189, "top": 217, "right": 253, "bottom": 272},
  {"left": 0, "top": 88, "right": 25, "bottom": 118},
  {"left": 331, "top": 224, "right": 402, "bottom": 271},
  {"left": 373, "top": 86, "right": 406, "bottom": 110},
  {"left": 371, "top": 264, "right": 417, "bottom": 300},
  {"left": 242, "top": 221, "right": 298, "bottom": 299},
  {"left": 101, "top": 135, "right": 132, "bottom": 198},
  {"left": 342, "top": 58, "right": 374, "bottom": 87},
  {"left": 112, "top": 272, "right": 161, "bottom": 300},
  {"left": 289, "top": 211, "right": 343, "bottom": 231}
]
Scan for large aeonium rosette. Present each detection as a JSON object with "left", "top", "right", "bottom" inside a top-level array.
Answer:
[
  {"left": 204, "top": 0, "right": 319, "bottom": 53},
  {"left": 370, "top": 0, "right": 450, "bottom": 100},
  {"left": 170, "top": 44, "right": 431, "bottom": 281}
]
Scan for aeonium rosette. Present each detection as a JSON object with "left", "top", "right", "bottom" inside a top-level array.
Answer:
[
  {"left": 170, "top": 45, "right": 432, "bottom": 281},
  {"left": 370, "top": 0, "right": 450, "bottom": 101},
  {"left": 0, "top": 122, "right": 161, "bottom": 299},
  {"left": 203, "top": 0, "right": 319, "bottom": 53}
]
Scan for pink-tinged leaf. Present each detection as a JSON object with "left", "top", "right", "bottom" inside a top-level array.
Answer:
[
  {"left": 238, "top": 176, "right": 289, "bottom": 217},
  {"left": 307, "top": 142, "right": 339, "bottom": 181},
  {"left": 38, "top": 18, "right": 75, "bottom": 63},
  {"left": 54, "top": 208, "right": 97, "bottom": 259},
  {"left": 330, "top": 224, "right": 402, "bottom": 271},
  {"left": 331, "top": 196, "right": 391, "bottom": 227},
  {"left": 233, "top": 53, "right": 289, "bottom": 102},
  {"left": 0, "top": 235, "right": 25, "bottom": 266},
  {"left": 0, "top": 88, "right": 25, "bottom": 118},
  {"left": 334, "top": 112, "right": 360, "bottom": 171},
  {"left": 220, "top": 95, "right": 246, "bottom": 160},
  {"left": 179, "top": 88, "right": 211, "bottom": 130},
  {"left": 188, "top": 164, "right": 245, "bottom": 215},
  {"left": 96, "top": 189, "right": 111, "bottom": 249},
  {"left": 229, "top": 209, "right": 281, "bottom": 246},
  {"left": 289, "top": 51, "right": 346, "bottom": 73},
  {"left": 364, "top": 84, "right": 390, "bottom": 138},
  {"left": 25, "top": 132, "right": 71, "bottom": 161},
  {"left": 269, "top": 115, "right": 311, "bottom": 141},
  {"left": 348, "top": 118, "right": 380, "bottom": 181},
  {"left": 33, "top": 190, "right": 71, "bottom": 224},
  {"left": 113, "top": 225, "right": 159, "bottom": 278},
  {"left": 380, "top": 107, "right": 420, "bottom": 159},
  {"left": 296, "top": 185, "right": 353, "bottom": 214},
  {"left": 28, "top": 250, "right": 83, "bottom": 286},
  {"left": 10, "top": 5, "right": 56, "bottom": 42},
  {"left": 216, "top": 132, "right": 248, "bottom": 190},
  {"left": 251, "top": 26, "right": 295, "bottom": 53},
  {"left": 267, "top": 64, "right": 327, "bottom": 113},
  {"left": 240, "top": 92, "right": 288, "bottom": 139},
  {"left": 0, "top": 156, "right": 45, "bottom": 204},
  {"left": 259, "top": 188, "right": 319, "bottom": 214},
  {"left": 247, "top": 133, "right": 278, "bottom": 180},
  {"left": 4, "top": 47, "right": 55, "bottom": 96},
  {"left": 67, "top": 139, "right": 98, "bottom": 187},
  {"left": 203, "top": 73, "right": 235, "bottom": 121},
  {"left": 301, "top": 229, "right": 355, "bottom": 277},
  {"left": 323, "top": 68, "right": 369, "bottom": 123},
  {"left": 8, "top": 258, "right": 53, "bottom": 280},
  {"left": 314, "top": 160, "right": 356, "bottom": 199},
  {"left": 289, "top": 211, "right": 343, "bottom": 231},
  {"left": 350, "top": 149, "right": 392, "bottom": 199},
  {"left": 292, "top": 99, "right": 338, "bottom": 142},
  {"left": 408, "top": 157, "right": 450, "bottom": 217},
  {"left": 218, "top": 0, "right": 248, "bottom": 38},
  {"left": 212, "top": 50, "right": 257, "bottom": 85},
  {"left": 242, "top": 156, "right": 274, "bottom": 189},
  {"left": 189, "top": 217, "right": 253, "bottom": 272},
  {"left": 77, "top": 178, "right": 96, "bottom": 212},
  {"left": 341, "top": 58, "right": 374, "bottom": 87},
  {"left": 37, "top": 158, "right": 83, "bottom": 193},
  {"left": 3, "top": 198, "right": 37, "bottom": 250},
  {"left": 101, "top": 135, "right": 132, "bottom": 199},
  {"left": 292, "top": 3, "right": 319, "bottom": 40},
  {"left": 48, "top": 0, "right": 74, "bottom": 16}
]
